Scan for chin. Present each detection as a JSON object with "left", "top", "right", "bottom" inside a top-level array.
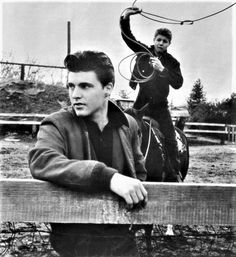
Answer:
[
  {"left": 75, "top": 111, "right": 89, "bottom": 117},
  {"left": 73, "top": 108, "right": 89, "bottom": 117}
]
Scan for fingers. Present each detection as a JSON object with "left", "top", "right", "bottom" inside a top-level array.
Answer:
[
  {"left": 128, "top": 7, "right": 142, "bottom": 13},
  {"left": 125, "top": 184, "right": 147, "bottom": 210},
  {"left": 125, "top": 181, "right": 148, "bottom": 209},
  {"left": 123, "top": 7, "right": 142, "bottom": 18},
  {"left": 140, "top": 184, "right": 148, "bottom": 204},
  {"left": 150, "top": 57, "right": 161, "bottom": 65},
  {"left": 124, "top": 183, "right": 145, "bottom": 203},
  {"left": 110, "top": 173, "right": 148, "bottom": 207},
  {"left": 150, "top": 57, "right": 164, "bottom": 72}
]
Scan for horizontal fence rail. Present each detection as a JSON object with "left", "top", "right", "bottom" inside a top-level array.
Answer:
[
  {"left": 184, "top": 122, "right": 236, "bottom": 143},
  {"left": 0, "top": 179, "right": 235, "bottom": 225},
  {"left": 0, "top": 113, "right": 235, "bottom": 141},
  {"left": 0, "top": 61, "right": 65, "bottom": 81},
  {"left": 0, "top": 120, "right": 41, "bottom": 125},
  {"left": 0, "top": 113, "right": 48, "bottom": 118},
  {"left": 0, "top": 61, "right": 64, "bottom": 69}
]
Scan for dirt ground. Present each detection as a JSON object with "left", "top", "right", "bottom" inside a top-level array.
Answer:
[{"left": 1, "top": 133, "right": 235, "bottom": 183}]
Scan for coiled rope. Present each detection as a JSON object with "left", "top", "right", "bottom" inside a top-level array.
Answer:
[{"left": 118, "top": 8, "right": 156, "bottom": 84}]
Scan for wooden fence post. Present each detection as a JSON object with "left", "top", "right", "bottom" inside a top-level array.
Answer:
[{"left": 20, "top": 64, "right": 25, "bottom": 80}]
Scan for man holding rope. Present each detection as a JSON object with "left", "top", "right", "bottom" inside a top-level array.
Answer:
[{"left": 120, "top": 7, "right": 184, "bottom": 182}]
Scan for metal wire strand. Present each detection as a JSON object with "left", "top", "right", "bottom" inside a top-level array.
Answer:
[{"left": 133, "top": 1, "right": 236, "bottom": 25}]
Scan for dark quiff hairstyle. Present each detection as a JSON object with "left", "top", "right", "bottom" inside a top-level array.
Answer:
[
  {"left": 154, "top": 28, "right": 172, "bottom": 43},
  {"left": 64, "top": 50, "right": 115, "bottom": 87}
]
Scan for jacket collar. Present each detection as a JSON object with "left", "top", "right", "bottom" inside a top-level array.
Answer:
[{"left": 107, "top": 100, "right": 129, "bottom": 127}]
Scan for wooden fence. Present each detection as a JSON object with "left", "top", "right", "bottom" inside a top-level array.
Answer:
[
  {"left": 184, "top": 122, "right": 236, "bottom": 143},
  {"left": 0, "top": 113, "right": 48, "bottom": 135},
  {"left": 0, "top": 179, "right": 236, "bottom": 225},
  {"left": 0, "top": 113, "right": 235, "bottom": 142},
  {"left": 0, "top": 61, "right": 64, "bottom": 80}
]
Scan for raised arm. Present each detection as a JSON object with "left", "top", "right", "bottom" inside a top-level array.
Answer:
[{"left": 120, "top": 7, "right": 150, "bottom": 53}]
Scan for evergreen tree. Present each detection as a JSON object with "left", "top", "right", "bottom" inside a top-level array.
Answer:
[{"left": 187, "top": 79, "right": 206, "bottom": 119}]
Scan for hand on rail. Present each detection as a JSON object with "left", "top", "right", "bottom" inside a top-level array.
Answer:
[{"left": 110, "top": 173, "right": 148, "bottom": 209}]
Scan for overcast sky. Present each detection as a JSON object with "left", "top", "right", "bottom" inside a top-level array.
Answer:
[{"left": 1, "top": 0, "right": 235, "bottom": 106}]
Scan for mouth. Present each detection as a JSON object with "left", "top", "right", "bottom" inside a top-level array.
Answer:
[{"left": 73, "top": 103, "right": 86, "bottom": 109}]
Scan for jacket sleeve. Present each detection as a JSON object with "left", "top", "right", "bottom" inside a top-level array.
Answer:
[
  {"left": 160, "top": 58, "right": 183, "bottom": 89},
  {"left": 28, "top": 121, "right": 117, "bottom": 190},
  {"left": 120, "top": 16, "right": 150, "bottom": 53}
]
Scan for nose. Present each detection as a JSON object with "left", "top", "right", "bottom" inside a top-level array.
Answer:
[{"left": 72, "top": 86, "right": 82, "bottom": 99}]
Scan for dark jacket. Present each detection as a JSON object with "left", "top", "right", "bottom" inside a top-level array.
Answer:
[
  {"left": 28, "top": 101, "right": 147, "bottom": 189},
  {"left": 28, "top": 101, "right": 146, "bottom": 256},
  {"left": 120, "top": 16, "right": 183, "bottom": 109}
]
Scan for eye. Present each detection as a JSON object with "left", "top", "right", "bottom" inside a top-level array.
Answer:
[
  {"left": 67, "top": 83, "right": 75, "bottom": 89},
  {"left": 79, "top": 83, "right": 93, "bottom": 89}
]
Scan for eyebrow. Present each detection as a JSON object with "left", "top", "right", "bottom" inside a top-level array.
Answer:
[{"left": 68, "top": 82, "right": 94, "bottom": 87}]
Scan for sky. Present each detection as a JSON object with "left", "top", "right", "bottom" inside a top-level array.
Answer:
[{"left": 0, "top": 0, "right": 235, "bottom": 106}]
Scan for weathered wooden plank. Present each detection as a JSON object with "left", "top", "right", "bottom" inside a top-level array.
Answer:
[
  {"left": 184, "top": 129, "right": 227, "bottom": 134},
  {"left": 0, "top": 120, "right": 41, "bottom": 125},
  {"left": 0, "top": 179, "right": 235, "bottom": 225},
  {"left": 185, "top": 122, "right": 227, "bottom": 127},
  {"left": 0, "top": 113, "right": 48, "bottom": 118}
]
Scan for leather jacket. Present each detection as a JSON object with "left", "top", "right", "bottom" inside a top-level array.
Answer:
[{"left": 28, "top": 100, "right": 147, "bottom": 189}]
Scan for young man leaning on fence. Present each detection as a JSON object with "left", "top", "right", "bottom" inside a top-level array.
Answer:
[{"left": 28, "top": 50, "right": 147, "bottom": 257}]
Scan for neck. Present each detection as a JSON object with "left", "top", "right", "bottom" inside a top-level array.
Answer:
[
  {"left": 89, "top": 101, "right": 109, "bottom": 131},
  {"left": 154, "top": 50, "right": 161, "bottom": 57},
  {"left": 154, "top": 48, "right": 166, "bottom": 57}
]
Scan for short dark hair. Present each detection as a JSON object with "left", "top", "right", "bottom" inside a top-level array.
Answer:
[
  {"left": 64, "top": 50, "right": 115, "bottom": 87},
  {"left": 154, "top": 28, "right": 172, "bottom": 43}
]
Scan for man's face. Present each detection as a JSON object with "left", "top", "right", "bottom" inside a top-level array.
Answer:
[
  {"left": 67, "top": 71, "right": 111, "bottom": 118},
  {"left": 153, "top": 34, "right": 170, "bottom": 54}
]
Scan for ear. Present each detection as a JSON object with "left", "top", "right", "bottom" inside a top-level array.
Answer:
[{"left": 104, "top": 82, "right": 113, "bottom": 98}]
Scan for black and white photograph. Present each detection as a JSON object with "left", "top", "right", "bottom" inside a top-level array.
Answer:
[{"left": 0, "top": 0, "right": 236, "bottom": 256}]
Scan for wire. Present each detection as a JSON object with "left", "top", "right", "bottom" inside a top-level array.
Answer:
[
  {"left": 134, "top": 2, "right": 236, "bottom": 25},
  {"left": 141, "top": 10, "right": 182, "bottom": 23},
  {"left": 140, "top": 13, "right": 181, "bottom": 25},
  {"left": 132, "top": 0, "right": 138, "bottom": 7},
  {"left": 192, "top": 2, "right": 236, "bottom": 22}
]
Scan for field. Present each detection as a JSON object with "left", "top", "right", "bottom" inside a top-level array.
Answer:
[{"left": 0, "top": 132, "right": 236, "bottom": 256}]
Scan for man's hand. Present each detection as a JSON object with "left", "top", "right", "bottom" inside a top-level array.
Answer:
[
  {"left": 110, "top": 173, "right": 148, "bottom": 208},
  {"left": 150, "top": 57, "right": 165, "bottom": 72},
  {"left": 122, "top": 7, "right": 142, "bottom": 19}
]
